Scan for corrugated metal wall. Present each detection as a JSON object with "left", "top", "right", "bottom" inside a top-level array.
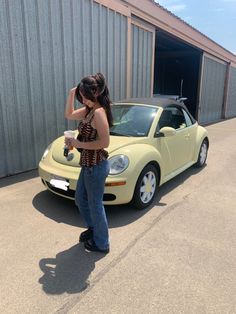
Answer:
[
  {"left": 226, "top": 66, "right": 236, "bottom": 118},
  {"left": 131, "top": 24, "right": 153, "bottom": 98},
  {"left": 199, "top": 56, "right": 227, "bottom": 124},
  {"left": 0, "top": 0, "right": 127, "bottom": 177}
]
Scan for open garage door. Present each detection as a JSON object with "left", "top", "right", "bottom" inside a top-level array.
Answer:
[
  {"left": 198, "top": 54, "right": 227, "bottom": 124},
  {"left": 154, "top": 31, "right": 201, "bottom": 118}
]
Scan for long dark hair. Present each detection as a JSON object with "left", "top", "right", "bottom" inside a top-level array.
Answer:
[{"left": 75, "top": 73, "right": 113, "bottom": 127}]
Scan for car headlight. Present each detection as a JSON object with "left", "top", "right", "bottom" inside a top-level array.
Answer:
[
  {"left": 109, "top": 155, "right": 129, "bottom": 175},
  {"left": 41, "top": 144, "right": 52, "bottom": 160}
]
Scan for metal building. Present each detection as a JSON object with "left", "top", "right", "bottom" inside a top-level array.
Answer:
[{"left": 0, "top": 0, "right": 236, "bottom": 177}]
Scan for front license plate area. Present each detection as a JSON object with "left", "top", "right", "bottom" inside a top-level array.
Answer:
[{"left": 49, "top": 175, "right": 69, "bottom": 191}]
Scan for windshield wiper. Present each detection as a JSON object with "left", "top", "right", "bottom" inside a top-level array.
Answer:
[{"left": 110, "top": 131, "right": 131, "bottom": 137}]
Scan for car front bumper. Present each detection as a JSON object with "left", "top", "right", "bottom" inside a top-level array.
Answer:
[{"left": 38, "top": 157, "right": 135, "bottom": 206}]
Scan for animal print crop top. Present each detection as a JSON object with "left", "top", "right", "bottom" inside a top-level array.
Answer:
[{"left": 77, "top": 108, "right": 108, "bottom": 167}]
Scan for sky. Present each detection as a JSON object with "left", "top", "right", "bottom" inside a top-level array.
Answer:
[{"left": 155, "top": 0, "right": 236, "bottom": 55}]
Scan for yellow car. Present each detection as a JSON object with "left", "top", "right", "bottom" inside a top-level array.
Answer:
[{"left": 39, "top": 97, "right": 209, "bottom": 209}]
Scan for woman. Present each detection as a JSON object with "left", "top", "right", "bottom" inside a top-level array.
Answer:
[{"left": 65, "top": 73, "right": 113, "bottom": 253}]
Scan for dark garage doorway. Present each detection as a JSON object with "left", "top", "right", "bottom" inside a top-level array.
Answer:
[{"left": 153, "top": 30, "right": 202, "bottom": 118}]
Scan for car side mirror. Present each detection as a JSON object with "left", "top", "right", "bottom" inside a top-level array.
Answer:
[{"left": 155, "top": 126, "right": 176, "bottom": 138}]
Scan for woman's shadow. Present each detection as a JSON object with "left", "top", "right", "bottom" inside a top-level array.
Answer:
[{"left": 38, "top": 243, "right": 104, "bottom": 295}]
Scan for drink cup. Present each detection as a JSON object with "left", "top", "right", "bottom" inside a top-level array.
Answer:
[{"left": 64, "top": 130, "right": 75, "bottom": 151}]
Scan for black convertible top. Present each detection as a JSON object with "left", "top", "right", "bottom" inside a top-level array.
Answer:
[{"left": 116, "top": 96, "right": 196, "bottom": 123}]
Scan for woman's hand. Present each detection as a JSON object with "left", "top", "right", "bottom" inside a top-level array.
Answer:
[
  {"left": 65, "top": 138, "right": 80, "bottom": 149},
  {"left": 69, "top": 87, "right": 77, "bottom": 95}
]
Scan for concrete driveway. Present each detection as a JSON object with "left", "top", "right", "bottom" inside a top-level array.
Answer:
[{"left": 0, "top": 118, "right": 236, "bottom": 314}]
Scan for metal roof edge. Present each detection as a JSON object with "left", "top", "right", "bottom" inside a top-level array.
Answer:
[{"left": 121, "top": 0, "right": 236, "bottom": 62}]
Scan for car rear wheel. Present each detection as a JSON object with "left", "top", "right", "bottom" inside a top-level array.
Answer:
[
  {"left": 195, "top": 139, "right": 208, "bottom": 168},
  {"left": 132, "top": 164, "right": 158, "bottom": 209}
]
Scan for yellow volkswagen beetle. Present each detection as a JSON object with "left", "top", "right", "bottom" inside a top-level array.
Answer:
[{"left": 39, "top": 97, "right": 209, "bottom": 209}]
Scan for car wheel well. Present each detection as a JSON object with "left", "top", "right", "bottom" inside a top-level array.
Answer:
[
  {"left": 145, "top": 161, "right": 161, "bottom": 186},
  {"left": 203, "top": 137, "right": 209, "bottom": 148}
]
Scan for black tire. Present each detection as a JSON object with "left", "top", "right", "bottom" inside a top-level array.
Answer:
[
  {"left": 194, "top": 138, "right": 208, "bottom": 168},
  {"left": 132, "top": 164, "right": 158, "bottom": 209}
]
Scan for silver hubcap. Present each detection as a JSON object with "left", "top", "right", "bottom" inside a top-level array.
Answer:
[
  {"left": 140, "top": 171, "right": 156, "bottom": 203},
  {"left": 200, "top": 142, "right": 207, "bottom": 164}
]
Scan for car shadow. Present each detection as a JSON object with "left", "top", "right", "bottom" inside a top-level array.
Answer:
[
  {"left": 33, "top": 191, "right": 84, "bottom": 226},
  {"left": 32, "top": 190, "right": 148, "bottom": 228},
  {"left": 33, "top": 164, "right": 206, "bottom": 228},
  {"left": 38, "top": 243, "right": 105, "bottom": 295}
]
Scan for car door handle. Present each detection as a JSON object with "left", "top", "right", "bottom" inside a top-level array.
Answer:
[{"left": 184, "top": 134, "right": 190, "bottom": 139}]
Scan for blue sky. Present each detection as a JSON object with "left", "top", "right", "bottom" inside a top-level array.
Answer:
[{"left": 155, "top": 0, "right": 236, "bottom": 54}]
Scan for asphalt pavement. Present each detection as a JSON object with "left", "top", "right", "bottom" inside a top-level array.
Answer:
[{"left": 0, "top": 118, "right": 236, "bottom": 314}]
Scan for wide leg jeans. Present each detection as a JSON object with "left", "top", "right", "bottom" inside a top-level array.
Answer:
[{"left": 75, "top": 159, "right": 110, "bottom": 250}]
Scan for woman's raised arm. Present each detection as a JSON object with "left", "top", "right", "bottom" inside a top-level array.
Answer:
[{"left": 65, "top": 87, "right": 86, "bottom": 120}]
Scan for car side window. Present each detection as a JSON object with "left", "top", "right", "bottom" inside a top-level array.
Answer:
[
  {"left": 157, "top": 106, "right": 187, "bottom": 131},
  {"left": 171, "top": 107, "right": 186, "bottom": 129},
  {"left": 157, "top": 108, "right": 173, "bottom": 130},
  {"left": 182, "top": 109, "right": 193, "bottom": 127}
]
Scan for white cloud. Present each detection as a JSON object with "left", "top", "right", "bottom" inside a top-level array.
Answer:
[{"left": 167, "top": 4, "right": 186, "bottom": 12}]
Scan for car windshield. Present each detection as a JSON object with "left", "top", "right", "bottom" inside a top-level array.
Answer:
[{"left": 110, "top": 104, "right": 158, "bottom": 137}]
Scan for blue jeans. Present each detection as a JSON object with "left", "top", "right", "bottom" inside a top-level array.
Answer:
[{"left": 75, "top": 159, "right": 110, "bottom": 250}]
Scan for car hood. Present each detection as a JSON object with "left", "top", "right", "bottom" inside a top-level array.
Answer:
[{"left": 51, "top": 134, "right": 147, "bottom": 167}]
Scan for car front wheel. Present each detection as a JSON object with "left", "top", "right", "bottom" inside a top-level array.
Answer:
[
  {"left": 132, "top": 164, "right": 158, "bottom": 209},
  {"left": 195, "top": 139, "right": 208, "bottom": 168}
]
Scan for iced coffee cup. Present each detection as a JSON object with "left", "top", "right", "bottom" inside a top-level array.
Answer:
[{"left": 64, "top": 130, "right": 75, "bottom": 151}]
